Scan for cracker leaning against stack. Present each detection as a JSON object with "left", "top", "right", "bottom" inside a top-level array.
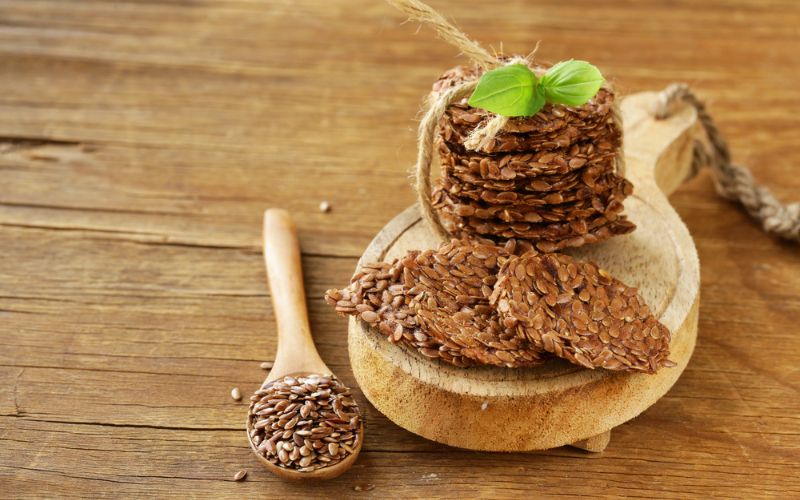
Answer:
[{"left": 325, "top": 238, "right": 673, "bottom": 373}]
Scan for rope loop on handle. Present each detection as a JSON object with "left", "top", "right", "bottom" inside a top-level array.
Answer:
[{"left": 654, "top": 83, "right": 800, "bottom": 242}]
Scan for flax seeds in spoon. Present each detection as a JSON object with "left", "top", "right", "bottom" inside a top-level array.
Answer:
[{"left": 248, "top": 374, "right": 361, "bottom": 472}]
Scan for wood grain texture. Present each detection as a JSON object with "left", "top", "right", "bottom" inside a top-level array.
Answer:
[{"left": 0, "top": 0, "right": 798, "bottom": 498}]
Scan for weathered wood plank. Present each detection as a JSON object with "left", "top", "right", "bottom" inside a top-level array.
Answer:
[
  {"left": 1, "top": 0, "right": 799, "bottom": 497},
  {"left": 1, "top": 417, "right": 798, "bottom": 498}
]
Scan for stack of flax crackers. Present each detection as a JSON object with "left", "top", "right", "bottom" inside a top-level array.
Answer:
[{"left": 431, "top": 65, "right": 635, "bottom": 252}]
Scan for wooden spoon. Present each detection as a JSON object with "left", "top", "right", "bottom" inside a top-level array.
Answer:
[{"left": 246, "top": 208, "right": 364, "bottom": 481}]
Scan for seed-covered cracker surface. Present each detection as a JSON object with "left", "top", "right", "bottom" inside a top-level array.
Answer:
[
  {"left": 403, "top": 239, "right": 546, "bottom": 367},
  {"left": 325, "top": 239, "right": 673, "bottom": 373},
  {"left": 326, "top": 239, "right": 546, "bottom": 368},
  {"left": 490, "top": 251, "right": 673, "bottom": 373},
  {"left": 324, "top": 259, "right": 423, "bottom": 351},
  {"left": 429, "top": 63, "right": 635, "bottom": 251},
  {"left": 432, "top": 64, "right": 619, "bottom": 155}
]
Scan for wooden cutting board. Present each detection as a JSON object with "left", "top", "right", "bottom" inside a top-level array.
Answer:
[{"left": 347, "top": 91, "right": 701, "bottom": 452}]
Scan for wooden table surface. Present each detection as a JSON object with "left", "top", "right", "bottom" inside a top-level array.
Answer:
[{"left": 1, "top": 1, "right": 798, "bottom": 498}]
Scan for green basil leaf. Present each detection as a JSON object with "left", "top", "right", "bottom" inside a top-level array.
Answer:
[
  {"left": 528, "top": 83, "right": 546, "bottom": 117},
  {"left": 539, "top": 60, "right": 604, "bottom": 107},
  {"left": 467, "top": 64, "right": 540, "bottom": 117}
]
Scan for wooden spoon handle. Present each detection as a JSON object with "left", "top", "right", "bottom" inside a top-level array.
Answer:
[{"left": 262, "top": 209, "right": 328, "bottom": 382}]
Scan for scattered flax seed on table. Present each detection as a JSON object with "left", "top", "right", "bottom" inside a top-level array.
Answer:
[
  {"left": 233, "top": 470, "right": 247, "bottom": 482},
  {"left": 231, "top": 387, "right": 242, "bottom": 401},
  {"left": 319, "top": 201, "right": 332, "bottom": 213}
]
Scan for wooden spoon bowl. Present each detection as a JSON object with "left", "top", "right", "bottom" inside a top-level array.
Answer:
[
  {"left": 246, "top": 373, "right": 365, "bottom": 482},
  {"left": 247, "top": 209, "right": 364, "bottom": 481}
]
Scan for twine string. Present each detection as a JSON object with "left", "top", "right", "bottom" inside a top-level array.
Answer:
[
  {"left": 386, "top": 0, "right": 497, "bottom": 70},
  {"left": 389, "top": 0, "right": 626, "bottom": 241},
  {"left": 414, "top": 81, "right": 477, "bottom": 241},
  {"left": 654, "top": 83, "right": 800, "bottom": 242}
]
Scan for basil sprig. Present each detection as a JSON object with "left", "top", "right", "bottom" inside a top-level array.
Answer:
[{"left": 468, "top": 60, "right": 604, "bottom": 117}]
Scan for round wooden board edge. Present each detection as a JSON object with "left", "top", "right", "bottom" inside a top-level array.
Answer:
[
  {"left": 349, "top": 297, "right": 697, "bottom": 451},
  {"left": 347, "top": 206, "right": 698, "bottom": 451}
]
